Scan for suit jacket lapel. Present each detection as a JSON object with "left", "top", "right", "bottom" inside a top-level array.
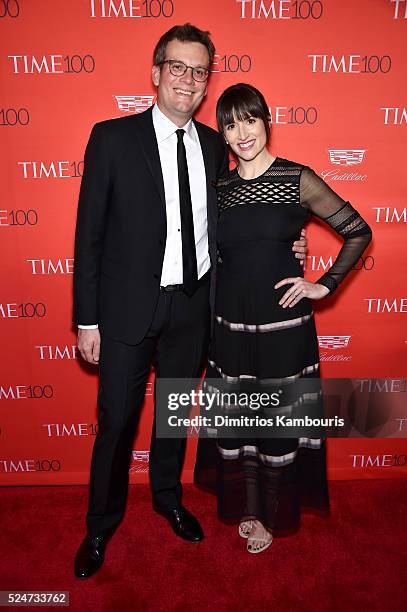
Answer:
[
  {"left": 132, "top": 111, "right": 218, "bottom": 250},
  {"left": 132, "top": 107, "right": 166, "bottom": 207},
  {"left": 194, "top": 120, "right": 218, "bottom": 249}
]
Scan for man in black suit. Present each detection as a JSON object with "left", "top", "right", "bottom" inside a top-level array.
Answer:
[{"left": 73, "top": 23, "right": 306, "bottom": 579}]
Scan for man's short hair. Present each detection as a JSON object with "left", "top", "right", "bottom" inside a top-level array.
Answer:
[{"left": 153, "top": 23, "right": 215, "bottom": 67}]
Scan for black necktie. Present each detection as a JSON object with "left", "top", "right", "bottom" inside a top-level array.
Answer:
[{"left": 176, "top": 129, "right": 198, "bottom": 297}]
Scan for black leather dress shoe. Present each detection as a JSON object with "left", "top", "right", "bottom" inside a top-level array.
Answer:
[
  {"left": 74, "top": 534, "right": 109, "bottom": 579},
  {"left": 153, "top": 504, "right": 204, "bottom": 542}
]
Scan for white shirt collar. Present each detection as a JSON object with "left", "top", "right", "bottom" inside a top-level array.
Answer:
[{"left": 152, "top": 103, "right": 194, "bottom": 143}]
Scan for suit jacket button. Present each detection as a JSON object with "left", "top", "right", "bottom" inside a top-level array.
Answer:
[
  {"left": 153, "top": 273, "right": 159, "bottom": 279},
  {"left": 159, "top": 239, "right": 164, "bottom": 246}
]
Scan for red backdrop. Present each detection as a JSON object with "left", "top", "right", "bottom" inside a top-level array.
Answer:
[{"left": 1, "top": 0, "right": 406, "bottom": 485}]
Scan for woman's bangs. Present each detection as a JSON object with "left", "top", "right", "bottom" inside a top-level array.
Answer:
[{"left": 220, "top": 92, "right": 259, "bottom": 127}]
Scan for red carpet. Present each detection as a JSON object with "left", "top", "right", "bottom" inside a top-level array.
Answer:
[{"left": 1, "top": 480, "right": 406, "bottom": 611}]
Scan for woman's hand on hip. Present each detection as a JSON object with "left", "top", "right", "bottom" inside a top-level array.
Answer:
[{"left": 274, "top": 278, "right": 330, "bottom": 308}]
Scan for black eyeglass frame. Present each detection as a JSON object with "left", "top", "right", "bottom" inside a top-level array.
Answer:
[{"left": 158, "top": 59, "right": 210, "bottom": 82}]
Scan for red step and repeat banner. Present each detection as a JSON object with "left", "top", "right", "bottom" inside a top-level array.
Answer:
[{"left": 1, "top": 0, "right": 406, "bottom": 485}]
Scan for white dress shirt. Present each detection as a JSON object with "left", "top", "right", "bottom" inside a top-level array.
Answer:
[
  {"left": 154, "top": 103, "right": 209, "bottom": 286},
  {"left": 78, "top": 103, "right": 209, "bottom": 329}
]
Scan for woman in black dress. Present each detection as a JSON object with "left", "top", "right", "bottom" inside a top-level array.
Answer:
[{"left": 194, "top": 83, "right": 372, "bottom": 553}]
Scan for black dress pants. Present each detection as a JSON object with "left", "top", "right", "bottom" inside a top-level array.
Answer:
[{"left": 86, "top": 281, "right": 210, "bottom": 537}]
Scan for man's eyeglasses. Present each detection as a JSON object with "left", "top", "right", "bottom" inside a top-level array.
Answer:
[{"left": 159, "top": 59, "right": 209, "bottom": 82}]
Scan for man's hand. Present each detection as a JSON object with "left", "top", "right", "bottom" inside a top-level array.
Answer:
[
  {"left": 77, "top": 328, "right": 101, "bottom": 365},
  {"left": 292, "top": 228, "right": 308, "bottom": 267}
]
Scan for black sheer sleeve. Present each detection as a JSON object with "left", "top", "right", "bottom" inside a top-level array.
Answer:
[{"left": 299, "top": 166, "right": 372, "bottom": 293}]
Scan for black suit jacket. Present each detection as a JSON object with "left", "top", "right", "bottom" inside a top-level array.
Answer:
[{"left": 73, "top": 106, "right": 229, "bottom": 345}]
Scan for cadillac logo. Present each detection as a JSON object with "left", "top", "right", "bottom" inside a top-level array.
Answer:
[
  {"left": 328, "top": 150, "right": 366, "bottom": 166},
  {"left": 318, "top": 336, "right": 351, "bottom": 350},
  {"left": 114, "top": 95, "right": 155, "bottom": 113},
  {"left": 129, "top": 450, "right": 149, "bottom": 473},
  {"left": 132, "top": 450, "right": 149, "bottom": 462}
]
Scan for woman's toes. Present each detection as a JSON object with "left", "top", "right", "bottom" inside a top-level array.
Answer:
[
  {"left": 239, "top": 520, "right": 253, "bottom": 537},
  {"left": 247, "top": 522, "right": 273, "bottom": 553}
]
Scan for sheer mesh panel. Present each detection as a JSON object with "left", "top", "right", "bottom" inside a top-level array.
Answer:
[
  {"left": 299, "top": 166, "right": 372, "bottom": 292},
  {"left": 216, "top": 159, "right": 303, "bottom": 212}
]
